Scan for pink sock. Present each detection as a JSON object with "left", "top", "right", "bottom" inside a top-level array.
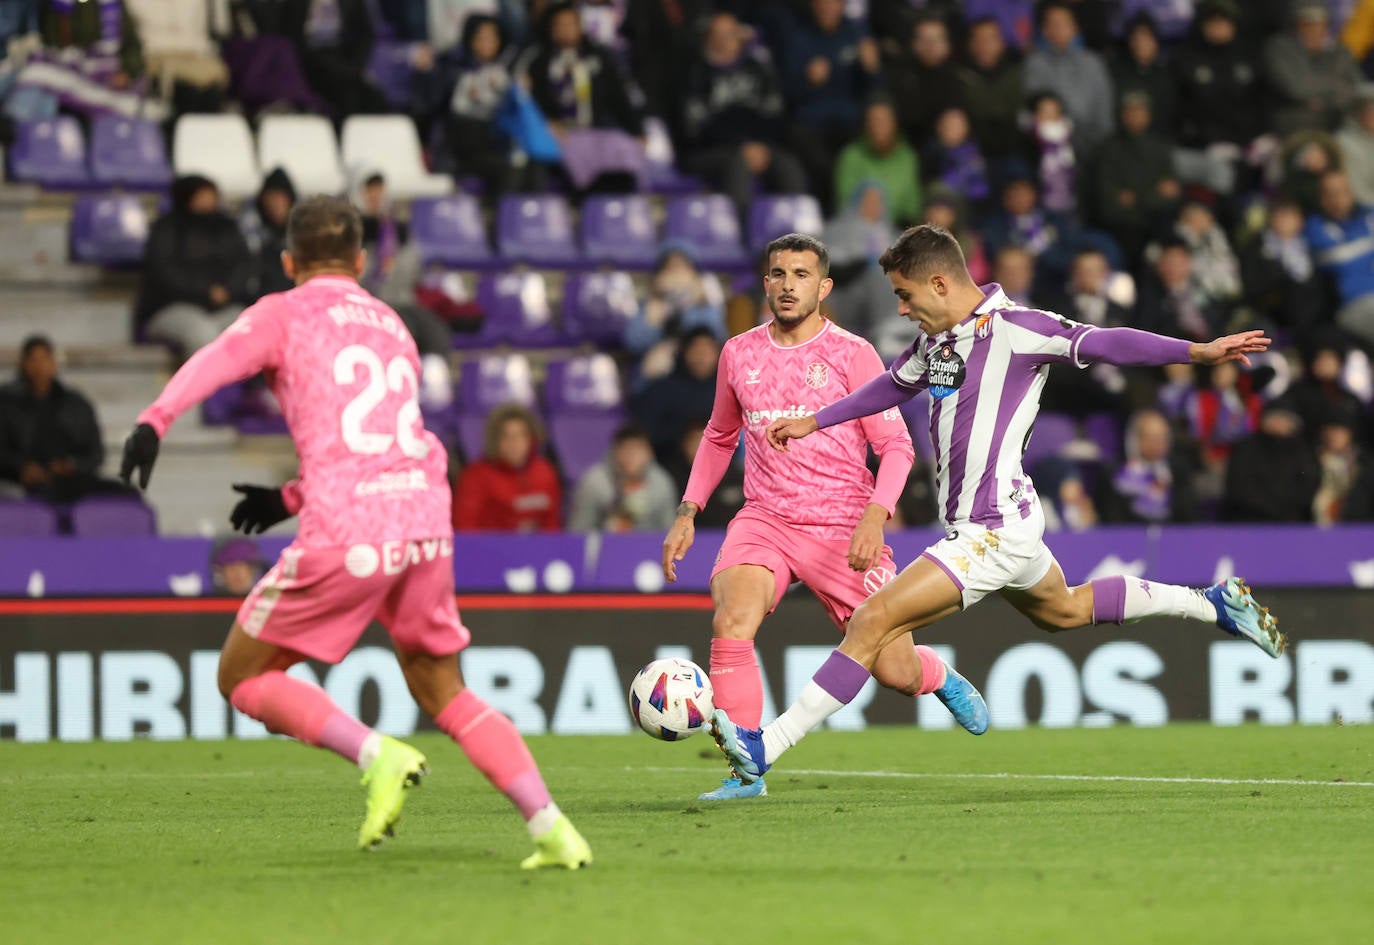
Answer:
[
  {"left": 914, "top": 645, "right": 947, "bottom": 696},
  {"left": 435, "top": 689, "right": 551, "bottom": 821},
  {"left": 710, "top": 638, "right": 763, "bottom": 729},
  {"left": 230, "top": 670, "right": 373, "bottom": 764}
]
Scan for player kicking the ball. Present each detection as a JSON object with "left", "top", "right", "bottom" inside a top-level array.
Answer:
[
  {"left": 662, "top": 233, "right": 989, "bottom": 803},
  {"left": 708, "top": 224, "right": 1288, "bottom": 784},
  {"left": 120, "top": 196, "right": 590, "bottom": 868}
]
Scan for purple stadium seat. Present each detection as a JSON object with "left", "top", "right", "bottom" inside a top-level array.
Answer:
[
  {"left": 580, "top": 195, "right": 657, "bottom": 269},
  {"left": 89, "top": 116, "right": 172, "bottom": 189},
  {"left": 69, "top": 194, "right": 149, "bottom": 266},
  {"left": 561, "top": 271, "right": 639, "bottom": 347},
  {"left": 454, "top": 353, "right": 539, "bottom": 459},
  {"left": 747, "top": 194, "right": 824, "bottom": 252},
  {"left": 664, "top": 195, "right": 748, "bottom": 270},
  {"left": 8, "top": 117, "right": 90, "bottom": 189},
  {"left": 366, "top": 40, "right": 416, "bottom": 109},
  {"left": 1022, "top": 412, "right": 1079, "bottom": 471},
  {"left": 644, "top": 116, "right": 703, "bottom": 195},
  {"left": 0, "top": 499, "right": 60, "bottom": 537},
  {"left": 410, "top": 195, "right": 495, "bottom": 268},
  {"left": 548, "top": 413, "right": 624, "bottom": 483},
  {"left": 68, "top": 496, "right": 157, "bottom": 536},
  {"left": 496, "top": 195, "right": 580, "bottom": 267},
  {"left": 474, "top": 271, "right": 562, "bottom": 347},
  {"left": 1084, "top": 412, "right": 1123, "bottom": 463},
  {"left": 544, "top": 354, "right": 624, "bottom": 413}
]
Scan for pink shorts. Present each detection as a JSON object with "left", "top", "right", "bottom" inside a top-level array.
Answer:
[
  {"left": 710, "top": 506, "right": 897, "bottom": 630},
  {"left": 236, "top": 538, "right": 470, "bottom": 664}
]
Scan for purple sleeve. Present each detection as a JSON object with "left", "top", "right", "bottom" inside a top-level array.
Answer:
[
  {"left": 1076, "top": 327, "right": 1193, "bottom": 367},
  {"left": 814, "top": 371, "right": 916, "bottom": 430}
]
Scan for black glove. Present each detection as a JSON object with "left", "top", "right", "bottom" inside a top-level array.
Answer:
[
  {"left": 120, "top": 423, "right": 160, "bottom": 489},
  {"left": 230, "top": 483, "right": 292, "bottom": 534}
]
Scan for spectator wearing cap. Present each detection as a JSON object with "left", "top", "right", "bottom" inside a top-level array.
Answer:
[
  {"left": 1265, "top": 0, "right": 1363, "bottom": 136},
  {"left": 1092, "top": 90, "right": 1180, "bottom": 262},
  {"left": 568, "top": 422, "right": 678, "bottom": 532},
  {"left": 453, "top": 404, "right": 562, "bottom": 532},
  {"left": 679, "top": 10, "right": 807, "bottom": 225},
  {"left": 887, "top": 13, "right": 967, "bottom": 149},
  {"left": 1335, "top": 84, "right": 1374, "bottom": 204},
  {"left": 957, "top": 16, "right": 1026, "bottom": 166},
  {"left": 1222, "top": 402, "right": 1318, "bottom": 522},
  {"left": 833, "top": 97, "right": 922, "bottom": 227},
  {"left": 1173, "top": 0, "right": 1265, "bottom": 196},
  {"left": 1108, "top": 12, "right": 1176, "bottom": 135},
  {"left": 1240, "top": 197, "right": 1328, "bottom": 343},
  {"left": 0, "top": 336, "right": 126, "bottom": 504},
  {"left": 1304, "top": 169, "right": 1374, "bottom": 346},
  {"left": 211, "top": 538, "right": 267, "bottom": 596},
  {"left": 1024, "top": 1, "right": 1115, "bottom": 152}
]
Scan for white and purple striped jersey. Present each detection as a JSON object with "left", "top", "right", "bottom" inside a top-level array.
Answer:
[{"left": 891, "top": 284, "right": 1097, "bottom": 528}]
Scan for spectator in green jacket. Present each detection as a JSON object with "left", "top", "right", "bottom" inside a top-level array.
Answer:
[{"left": 833, "top": 97, "right": 922, "bottom": 227}]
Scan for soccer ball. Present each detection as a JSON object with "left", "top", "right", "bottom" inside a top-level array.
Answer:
[{"left": 629, "top": 658, "right": 714, "bottom": 741}]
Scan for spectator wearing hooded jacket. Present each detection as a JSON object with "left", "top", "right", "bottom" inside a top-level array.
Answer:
[
  {"left": 135, "top": 175, "right": 253, "bottom": 355},
  {"left": 239, "top": 167, "right": 296, "bottom": 300},
  {"left": 453, "top": 404, "right": 562, "bottom": 531}
]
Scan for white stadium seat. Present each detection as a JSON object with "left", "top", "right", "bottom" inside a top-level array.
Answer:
[
  {"left": 257, "top": 114, "right": 346, "bottom": 197},
  {"left": 171, "top": 113, "right": 261, "bottom": 201},
  {"left": 340, "top": 115, "right": 453, "bottom": 199}
]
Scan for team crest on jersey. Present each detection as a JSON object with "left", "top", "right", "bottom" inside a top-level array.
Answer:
[
  {"left": 975, "top": 314, "right": 993, "bottom": 339},
  {"left": 927, "top": 343, "right": 966, "bottom": 400},
  {"left": 805, "top": 362, "right": 829, "bottom": 390}
]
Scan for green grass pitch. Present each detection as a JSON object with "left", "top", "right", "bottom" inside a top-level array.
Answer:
[{"left": 2, "top": 724, "right": 1370, "bottom": 945}]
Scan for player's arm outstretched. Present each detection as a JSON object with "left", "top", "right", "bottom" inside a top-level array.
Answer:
[
  {"left": 848, "top": 345, "right": 915, "bottom": 572},
  {"left": 1071, "top": 325, "right": 1271, "bottom": 368},
  {"left": 662, "top": 347, "right": 744, "bottom": 583},
  {"left": 766, "top": 365, "right": 924, "bottom": 452}
]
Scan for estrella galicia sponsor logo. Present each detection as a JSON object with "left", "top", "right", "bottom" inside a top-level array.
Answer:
[{"left": 928, "top": 343, "right": 966, "bottom": 400}]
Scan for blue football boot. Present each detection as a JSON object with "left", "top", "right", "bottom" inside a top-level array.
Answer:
[
  {"left": 934, "top": 664, "right": 990, "bottom": 735},
  {"left": 707, "top": 709, "right": 769, "bottom": 784},
  {"left": 698, "top": 775, "right": 768, "bottom": 801},
  {"left": 1204, "top": 576, "right": 1287, "bottom": 658}
]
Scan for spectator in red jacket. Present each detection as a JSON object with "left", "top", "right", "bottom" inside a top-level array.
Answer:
[{"left": 452, "top": 404, "right": 562, "bottom": 531}]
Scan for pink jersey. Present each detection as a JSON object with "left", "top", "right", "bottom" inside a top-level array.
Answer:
[
  {"left": 683, "top": 320, "right": 914, "bottom": 541},
  {"left": 139, "top": 275, "right": 450, "bottom": 547}
]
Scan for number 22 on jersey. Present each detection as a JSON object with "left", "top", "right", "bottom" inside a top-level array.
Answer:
[{"left": 333, "top": 344, "right": 429, "bottom": 460}]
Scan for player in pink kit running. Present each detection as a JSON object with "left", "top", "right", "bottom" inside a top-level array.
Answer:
[
  {"left": 661, "top": 234, "right": 989, "bottom": 802},
  {"left": 119, "top": 197, "right": 590, "bottom": 867},
  {"left": 709, "top": 225, "right": 1288, "bottom": 785}
]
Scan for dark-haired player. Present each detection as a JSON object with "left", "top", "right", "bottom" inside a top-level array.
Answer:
[
  {"left": 120, "top": 196, "right": 591, "bottom": 868},
  {"left": 710, "top": 224, "right": 1287, "bottom": 782},
  {"left": 662, "top": 233, "right": 989, "bottom": 802}
]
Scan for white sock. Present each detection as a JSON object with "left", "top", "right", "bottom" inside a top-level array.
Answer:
[
  {"left": 1123, "top": 579, "right": 1215, "bottom": 624},
  {"left": 527, "top": 802, "right": 561, "bottom": 839},
  {"left": 761, "top": 681, "right": 844, "bottom": 765},
  {"left": 356, "top": 731, "right": 383, "bottom": 770}
]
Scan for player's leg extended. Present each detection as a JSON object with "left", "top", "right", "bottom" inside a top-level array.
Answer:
[
  {"left": 396, "top": 648, "right": 591, "bottom": 870},
  {"left": 710, "top": 556, "right": 962, "bottom": 781},
  {"left": 1001, "top": 564, "right": 1287, "bottom": 657},
  {"left": 698, "top": 565, "right": 776, "bottom": 800},
  {"left": 219, "top": 625, "right": 427, "bottom": 850}
]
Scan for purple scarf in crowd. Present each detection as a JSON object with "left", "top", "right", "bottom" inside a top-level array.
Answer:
[
  {"left": 938, "top": 141, "right": 990, "bottom": 203},
  {"left": 1113, "top": 460, "right": 1172, "bottom": 522}
]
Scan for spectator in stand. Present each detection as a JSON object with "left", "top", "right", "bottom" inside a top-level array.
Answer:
[
  {"left": 1157, "top": 361, "right": 1198, "bottom": 421},
  {"left": 1286, "top": 339, "right": 1367, "bottom": 443},
  {"left": 992, "top": 244, "right": 1039, "bottom": 306},
  {"left": 887, "top": 13, "right": 965, "bottom": 149},
  {"left": 1280, "top": 130, "right": 1344, "bottom": 213},
  {"left": 1093, "top": 90, "right": 1181, "bottom": 263},
  {"left": 1025, "top": 92, "right": 1077, "bottom": 215},
  {"left": 1041, "top": 248, "right": 1132, "bottom": 418},
  {"left": 958, "top": 16, "right": 1025, "bottom": 168},
  {"left": 1024, "top": 1, "right": 1114, "bottom": 152},
  {"left": 823, "top": 179, "right": 903, "bottom": 358},
  {"left": 1312, "top": 418, "right": 1374, "bottom": 522},
  {"left": 424, "top": 0, "right": 527, "bottom": 53},
  {"left": 271, "top": 0, "right": 388, "bottom": 116},
  {"left": 624, "top": 243, "right": 726, "bottom": 382},
  {"left": 567, "top": 422, "right": 678, "bottom": 532},
  {"left": 452, "top": 404, "right": 562, "bottom": 532},
  {"left": 663, "top": 417, "right": 745, "bottom": 529},
  {"left": 1112, "top": 0, "right": 1196, "bottom": 42},
  {"left": 210, "top": 537, "right": 267, "bottom": 596},
  {"left": 923, "top": 189, "right": 991, "bottom": 284},
  {"left": 922, "top": 107, "right": 991, "bottom": 208},
  {"left": 1240, "top": 197, "right": 1327, "bottom": 343},
  {"left": 136, "top": 175, "right": 252, "bottom": 356},
  {"left": 1052, "top": 248, "right": 1131, "bottom": 328},
  {"left": 959, "top": 0, "right": 1035, "bottom": 50},
  {"left": 679, "top": 10, "right": 807, "bottom": 225},
  {"left": 631, "top": 327, "right": 721, "bottom": 465},
  {"left": 1136, "top": 239, "right": 1227, "bottom": 341},
  {"left": 239, "top": 167, "right": 296, "bottom": 300},
  {"left": 123, "top": 0, "right": 228, "bottom": 113},
  {"left": 1185, "top": 361, "right": 1262, "bottom": 467},
  {"left": 1304, "top": 169, "right": 1374, "bottom": 346},
  {"left": 1170, "top": 200, "right": 1242, "bottom": 306},
  {"left": 1109, "top": 12, "right": 1175, "bottom": 134},
  {"left": 782, "top": 0, "right": 882, "bottom": 208},
  {"left": 621, "top": 0, "right": 711, "bottom": 121},
  {"left": 1222, "top": 402, "right": 1318, "bottom": 521},
  {"left": 1265, "top": 0, "right": 1363, "bottom": 136},
  {"left": 0, "top": 336, "right": 126, "bottom": 503},
  {"left": 1335, "top": 84, "right": 1374, "bottom": 204},
  {"left": 1173, "top": 0, "right": 1264, "bottom": 196},
  {"left": 981, "top": 172, "right": 1070, "bottom": 277},
  {"left": 833, "top": 96, "right": 922, "bottom": 227},
  {"left": 1105, "top": 407, "right": 1198, "bottom": 524}
]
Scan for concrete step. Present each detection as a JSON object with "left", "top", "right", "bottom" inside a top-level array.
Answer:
[{"left": 0, "top": 287, "right": 136, "bottom": 348}]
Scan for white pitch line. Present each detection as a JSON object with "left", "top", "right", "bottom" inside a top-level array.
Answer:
[{"left": 633, "top": 766, "right": 1374, "bottom": 789}]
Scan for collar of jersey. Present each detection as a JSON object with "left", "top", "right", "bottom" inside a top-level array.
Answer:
[{"left": 764, "top": 317, "right": 831, "bottom": 350}]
